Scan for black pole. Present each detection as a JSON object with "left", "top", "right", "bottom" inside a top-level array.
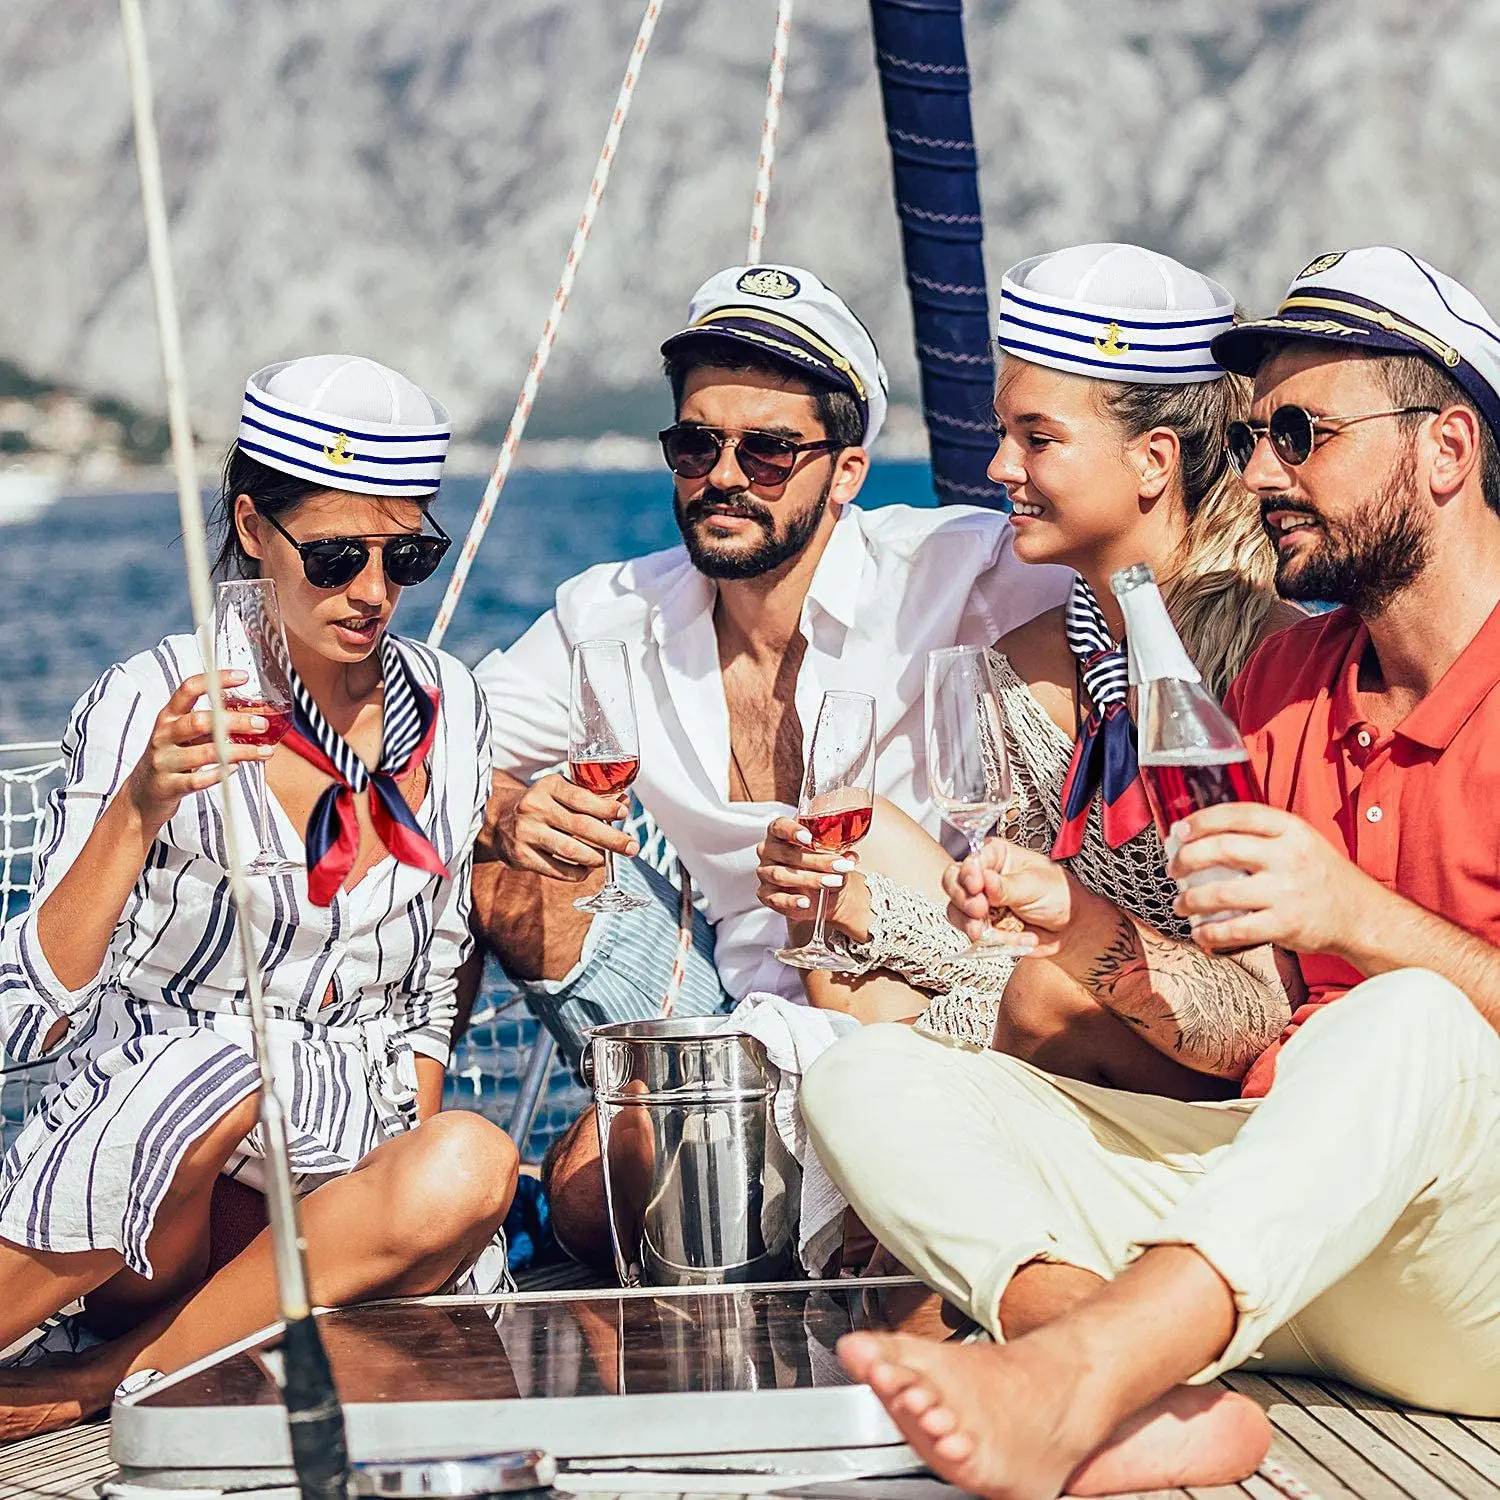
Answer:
[
  {"left": 870, "top": 0, "right": 1002, "bottom": 507},
  {"left": 281, "top": 1314, "right": 351, "bottom": 1500}
]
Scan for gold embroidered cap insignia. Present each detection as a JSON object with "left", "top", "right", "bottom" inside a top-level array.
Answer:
[
  {"left": 736, "top": 267, "right": 801, "bottom": 300},
  {"left": 1297, "top": 252, "right": 1346, "bottom": 281}
]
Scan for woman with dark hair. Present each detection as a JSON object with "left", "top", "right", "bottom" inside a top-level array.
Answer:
[{"left": 0, "top": 355, "right": 516, "bottom": 1435}]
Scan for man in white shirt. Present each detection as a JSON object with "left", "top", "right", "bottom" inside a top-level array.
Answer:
[{"left": 471, "top": 262, "right": 1068, "bottom": 1265}]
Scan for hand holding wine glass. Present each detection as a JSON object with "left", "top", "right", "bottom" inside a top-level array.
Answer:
[
  {"left": 569, "top": 639, "right": 651, "bottom": 914},
  {"left": 775, "top": 690, "right": 877, "bottom": 973},
  {"left": 924, "top": 645, "right": 1028, "bottom": 961},
  {"left": 215, "top": 578, "right": 300, "bottom": 876},
  {"left": 125, "top": 670, "right": 278, "bottom": 836}
]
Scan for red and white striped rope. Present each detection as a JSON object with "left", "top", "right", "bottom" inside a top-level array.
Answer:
[
  {"left": 746, "top": 0, "right": 794, "bottom": 263},
  {"left": 658, "top": 862, "right": 695, "bottom": 1019},
  {"left": 427, "top": 0, "right": 664, "bottom": 648}
]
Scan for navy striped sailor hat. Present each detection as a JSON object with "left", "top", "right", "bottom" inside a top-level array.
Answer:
[
  {"left": 662, "top": 264, "right": 890, "bottom": 444},
  {"left": 997, "top": 243, "right": 1236, "bottom": 386},
  {"left": 238, "top": 355, "right": 451, "bottom": 498},
  {"left": 1212, "top": 247, "right": 1500, "bottom": 442}
]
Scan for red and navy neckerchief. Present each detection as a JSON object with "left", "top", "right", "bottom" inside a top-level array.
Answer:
[
  {"left": 1051, "top": 577, "right": 1154, "bottom": 859},
  {"left": 282, "top": 633, "right": 449, "bottom": 905}
]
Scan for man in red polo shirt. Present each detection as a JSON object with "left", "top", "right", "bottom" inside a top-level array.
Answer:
[{"left": 800, "top": 247, "right": 1500, "bottom": 1498}]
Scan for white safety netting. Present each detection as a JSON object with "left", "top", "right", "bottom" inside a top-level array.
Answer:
[{"left": 0, "top": 747, "right": 65, "bottom": 1140}]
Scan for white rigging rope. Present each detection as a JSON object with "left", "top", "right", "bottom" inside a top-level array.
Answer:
[
  {"left": 118, "top": 0, "right": 314, "bottom": 1321},
  {"left": 746, "top": 0, "right": 794, "bottom": 263},
  {"left": 426, "top": 0, "right": 665, "bottom": 649}
]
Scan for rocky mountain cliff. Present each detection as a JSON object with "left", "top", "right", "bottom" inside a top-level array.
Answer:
[{"left": 2, "top": 0, "right": 1497, "bottom": 443}]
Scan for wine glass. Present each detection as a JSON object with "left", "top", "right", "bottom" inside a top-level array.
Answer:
[
  {"left": 924, "top": 646, "right": 1025, "bottom": 961},
  {"left": 570, "top": 640, "right": 651, "bottom": 914},
  {"left": 214, "top": 579, "right": 299, "bottom": 877},
  {"left": 775, "top": 690, "right": 877, "bottom": 973}
]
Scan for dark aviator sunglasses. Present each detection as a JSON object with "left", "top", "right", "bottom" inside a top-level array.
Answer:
[
  {"left": 1226, "top": 404, "right": 1440, "bottom": 478},
  {"left": 659, "top": 423, "right": 844, "bottom": 487},
  {"left": 262, "top": 509, "right": 451, "bottom": 590}
]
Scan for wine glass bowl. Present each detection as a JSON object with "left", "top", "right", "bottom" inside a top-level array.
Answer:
[
  {"left": 775, "top": 690, "right": 877, "bottom": 973},
  {"left": 924, "top": 646, "right": 1025, "bottom": 962},
  {"left": 214, "top": 579, "right": 300, "bottom": 877},
  {"left": 570, "top": 640, "right": 651, "bottom": 915}
]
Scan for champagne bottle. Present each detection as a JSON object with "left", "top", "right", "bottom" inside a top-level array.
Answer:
[{"left": 1111, "top": 563, "right": 1263, "bottom": 929}]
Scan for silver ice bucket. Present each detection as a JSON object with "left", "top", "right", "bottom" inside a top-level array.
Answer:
[{"left": 582, "top": 1016, "right": 798, "bottom": 1287}]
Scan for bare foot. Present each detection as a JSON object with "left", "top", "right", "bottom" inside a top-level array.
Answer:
[{"left": 839, "top": 1329, "right": 1269, "bottom": 1500}]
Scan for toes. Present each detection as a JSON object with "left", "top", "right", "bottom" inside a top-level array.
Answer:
[
  {"left": 932, "top": 1429, "right": 977, "bottom": 1464},
  {"left": 868, "top": 1358, "right": 924, "bottom": 1403},
  {"left": 915, "top": 1401, "right": 959, "bottom": 1439},
  {"left": 837, "top": 1330, "right": 888, "bottom": 1383},
  {"left": 890, "top": 1377, "right": 940, "bottom": 1419}
]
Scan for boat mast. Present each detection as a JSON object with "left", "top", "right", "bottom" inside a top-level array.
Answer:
[{"left": 870, "top": 0, "right": 1003, "bottom": 507}]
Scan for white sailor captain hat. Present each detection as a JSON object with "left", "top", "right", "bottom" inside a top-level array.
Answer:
[
  {"left": 661, "top": 264, "right": 890, "bottom": 445},
  {"left": 997, "top": 243, "right": 1236, "bottom": 385},
  {"left": 1212, "top": 247, "right": 1500, "bottom": 442},
  {"left": 238, "top": 354, "right": 451, "bottom": 498}
]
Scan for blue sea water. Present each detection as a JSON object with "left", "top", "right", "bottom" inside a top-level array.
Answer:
[
  {"left": 0, "top": 462, "right": 938, "bottom": 1155},
  {"left": 1, "top": 463, "right": 936, "bottom": 741}
]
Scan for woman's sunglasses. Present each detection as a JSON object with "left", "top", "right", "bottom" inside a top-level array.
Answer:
[
  {"left": 1226, "top": 404, "right": 1439, "bottom": 478},
  {"left": 659, "top": 424, "right": 843, "bottom": 487},
  {"left": 261, "top": 509, "right": 451, "bottom": 589}
]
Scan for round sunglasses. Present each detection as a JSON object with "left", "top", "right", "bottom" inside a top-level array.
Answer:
[
  {"left": 262, "top": 509, "right": 451, "bottom": 589},
  {"left": 1226, "top": 404, "right": 1439, "bottom": 477},
  {"left": 659, "top": 424, "right": 843, "bottom": 487}
]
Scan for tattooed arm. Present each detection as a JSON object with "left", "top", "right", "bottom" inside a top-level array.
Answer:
[
  {"left": 943, "top": 839, "right": 1300, "bottom": 1080},
  {"left": 1062, "top": 893, "right": 1298, "bottom": 1077}
]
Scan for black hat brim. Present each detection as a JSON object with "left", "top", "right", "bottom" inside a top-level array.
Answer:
[
  {"left": 660, "top": 321, "right": 858, "bottom": 403},
  {"left": 1211, "top": 316, "right": 1417, "bottom": 377}
]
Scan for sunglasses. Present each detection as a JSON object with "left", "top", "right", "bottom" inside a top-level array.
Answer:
[
  {"left": 1226, "top": 404, "right": 1440, "bottom": 477},
  {"left": 658, "top": 424, "right": 844, "bottom": 487},
  {"left": 261, "top": 509, "right": 451, "bottom": 589}
]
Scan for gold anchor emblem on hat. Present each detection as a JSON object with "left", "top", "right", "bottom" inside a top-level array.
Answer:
[
  {"left": 1093, "top": 322, "right": 1130, "bottom": 357},
  {"left": 322, "top": 433, "right": 355, "bottom": 466}
]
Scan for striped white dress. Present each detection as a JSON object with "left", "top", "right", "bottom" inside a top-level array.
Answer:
[{"left": 0, "top": 632, "right": 498, "bottom": 1290}]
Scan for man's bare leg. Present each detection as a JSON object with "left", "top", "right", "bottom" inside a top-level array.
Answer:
[
  {"left": 840, "top": 1246, "right": 1269, "bottom": 1499},
  {"left": 470, "top": 854, "right": 602, "bottom": 985},
  {"left": 542, "top": 1110, "right": 615, "bottom": 1271}
]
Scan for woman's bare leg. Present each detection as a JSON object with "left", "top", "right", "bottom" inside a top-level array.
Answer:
[
  {"left": 0, "top": 1092, "right": 260, "bottom": 1359},
  {"left": 0, "top": 1110, "right": 519, "bottom": 1433},
  {"left": 994, "top": 961, "right": 1237, "bottom": 1101}
]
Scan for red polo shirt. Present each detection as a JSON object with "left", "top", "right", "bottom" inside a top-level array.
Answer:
[{"left": 1223, "top": 600, "right": 1500, "bottom": 1097}]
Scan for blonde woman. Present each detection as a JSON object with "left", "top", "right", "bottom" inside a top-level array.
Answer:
[{"left": 757, "top": 243, "right": 1301, "bottom": 1099}]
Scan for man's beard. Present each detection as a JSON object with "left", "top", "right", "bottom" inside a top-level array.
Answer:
[
  {"left": 1267, "top": 449, "right": 1430, "bottom": 616},
  {"left": 674, "top": 476, "right": 831, "bottom": 580}
]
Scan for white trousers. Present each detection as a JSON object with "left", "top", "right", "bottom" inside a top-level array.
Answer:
[{"left": 801, "top": 969, "right": 1500, "bottom": 1415}]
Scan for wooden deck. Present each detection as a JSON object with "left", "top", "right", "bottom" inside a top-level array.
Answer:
[{"left": 2, "top": 1372, "right": 1498, "bottom": 1500}]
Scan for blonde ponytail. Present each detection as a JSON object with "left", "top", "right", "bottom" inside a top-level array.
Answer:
[{"left": 1096, "top": 364, "right": 1277, "bottom": 700}]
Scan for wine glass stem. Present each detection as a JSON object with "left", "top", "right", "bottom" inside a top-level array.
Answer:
[
  {"left": 601, "top": 846, "right": 619, "bottom": 892},
  {"left": 807, "top": 885, "right": 830, "bottom": 950},
  {"left": 243, "top": 757, "right": 273, "bottom": 858},
  {"left": 965, "top": 832, "right": 990, "bottom": 947}
]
